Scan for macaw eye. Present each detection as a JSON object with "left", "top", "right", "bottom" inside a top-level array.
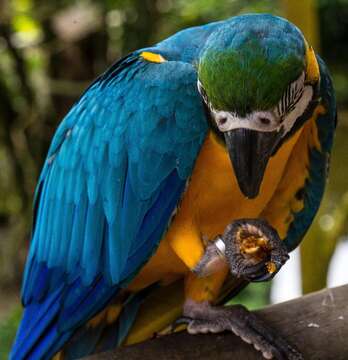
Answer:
[
  {"left": 259, "top": 117, "right": 271, "bottom": 126},
  {"left": 214, "top": 112, "right": 236, "bottom": 131},
  {"left": 219, "top": 117, "right": 228, "bottom": 126}
]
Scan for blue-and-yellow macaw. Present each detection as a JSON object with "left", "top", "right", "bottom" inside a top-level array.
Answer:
[{"left": 11, "top": 14, "right": 336, "bottom": 360}]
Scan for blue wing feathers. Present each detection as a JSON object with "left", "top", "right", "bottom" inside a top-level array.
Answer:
[
  {"left": 67, "top": 193, "right": 88, "bottom": 273},
  {"left": 128, "top": 170, "right": 184, "bottom": 258},
  {"left": 13, "top": 284, "right": 64, "bottom": 359},
  {"left": 12, "top": 48, "right": 207, "bottom": 359},
  {"left": 124, "top": 173, "right": 185, "bottom": 279},
  {"left": 82, "top": 200, "right": 105, "bottom": 284}
]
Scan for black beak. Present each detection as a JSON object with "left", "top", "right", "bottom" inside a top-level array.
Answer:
[{"left": 224, "top": 129, "right": 282, "bottom": 199}]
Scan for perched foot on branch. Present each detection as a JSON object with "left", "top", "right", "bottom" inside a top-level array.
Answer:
[
  {"left": 179, "top": 300, "right": 303, "bottom": 360},
  {"left": 194, "top": 218, "right": 289, "bottom": 281}
]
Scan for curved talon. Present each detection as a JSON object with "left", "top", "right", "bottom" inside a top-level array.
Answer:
[
  {"left": 248, "top": 257, "right": 289, "bottom": 282},
  {"left": 170, "top": 316, "right": 191, "bottom": 333},
  {"left": 249, "top": 269, "right": 277, "bottom": 282}
]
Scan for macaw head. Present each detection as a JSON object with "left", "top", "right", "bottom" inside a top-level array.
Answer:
[{"left": 198, "top": 14, "right": 320, "bottom": 199}]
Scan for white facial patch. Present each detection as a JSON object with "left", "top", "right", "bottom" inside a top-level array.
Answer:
[
  {"left": 198, "top": 72, "right": 314, "bottom": 136},
  {"left": 212, "top": 109, "right": 280, "bottom": 133}
]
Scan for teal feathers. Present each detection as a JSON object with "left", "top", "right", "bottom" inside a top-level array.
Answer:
[{"left": 11, "top": 51, "right": 207, "bottom": 359}]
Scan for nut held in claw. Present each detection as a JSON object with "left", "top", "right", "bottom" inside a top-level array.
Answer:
[
  {"left": 193, "top": 218, "right": 289, "bottom": 281},
  {"left": 223, "top": 218, "right": 289, "bottom": 281}
]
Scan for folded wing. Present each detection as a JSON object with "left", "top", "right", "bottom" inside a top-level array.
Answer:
[{"left": 11, "top": 51, "right": 207, "bottom": 360}]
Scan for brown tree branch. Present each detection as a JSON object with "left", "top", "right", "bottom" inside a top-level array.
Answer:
[{"left": 85, "top": 284, "right": 348, "bottom": 360}]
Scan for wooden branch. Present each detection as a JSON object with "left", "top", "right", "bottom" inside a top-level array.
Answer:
[{"left": 85, "top": 284, "right": 348, "bottom": 360}]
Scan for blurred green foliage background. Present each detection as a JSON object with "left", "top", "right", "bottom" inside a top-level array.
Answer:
[{"left": 0, "top": 0, "right": 347, "bottom": 357}]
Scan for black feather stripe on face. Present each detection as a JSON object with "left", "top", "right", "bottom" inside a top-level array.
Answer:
[{"left": 277, "top": 72, "right": 308, "bottom": 123}]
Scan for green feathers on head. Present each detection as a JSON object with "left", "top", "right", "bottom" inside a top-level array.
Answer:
[{"left": 198, "top": 14, "right": 306, "bottom": 116}]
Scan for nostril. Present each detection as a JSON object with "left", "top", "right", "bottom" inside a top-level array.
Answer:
[{"left": 259, "top": 117, "right": 271, "bottom": 125}]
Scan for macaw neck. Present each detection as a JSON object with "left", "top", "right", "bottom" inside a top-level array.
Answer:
[{"left": 186, "top": 130, "right": 303, "bottom": 238}]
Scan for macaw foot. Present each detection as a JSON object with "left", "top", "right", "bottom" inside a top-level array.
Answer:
[
  {"left": 194, "top": 218, "right": 289, "bottom": 282},
  {"left": 180, "top": 300, "right": 303, "bottom": 360}
]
